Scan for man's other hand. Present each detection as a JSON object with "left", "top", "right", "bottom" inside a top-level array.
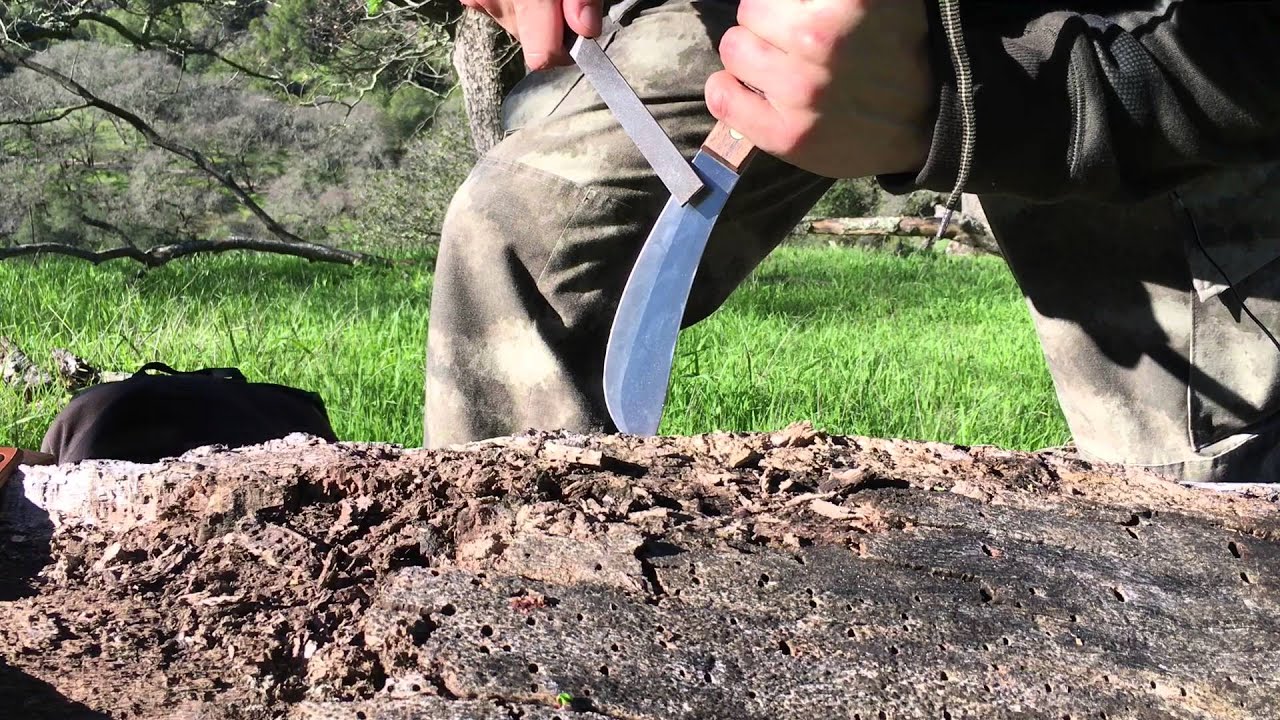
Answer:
[
  {"left": 706, "top": 0, "right": 935, "bottom": 179},
  {"left": 460, "top": 0, "right": 604, "bottom": 70}
]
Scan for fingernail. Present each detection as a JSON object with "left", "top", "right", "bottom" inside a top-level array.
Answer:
[
  {"left": 525, "top": 51, "right": 552, "bottom": 70},
  {"left": 579, "top": 4, "right": 601, "bottom": 35},
  {"left": 707, "top": 87, "right": 725, "bottom": 117}
]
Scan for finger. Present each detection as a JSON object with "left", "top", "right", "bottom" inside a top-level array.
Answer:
[
  {"left": 737, "top": 0, "right": 854, "bottom": 64},
  {"left": 718, "top": 26, "right": 830, "bottom": 110},
  {"left": 514, "top": 0, "right": 569, "bottom": 70},
  {"left": 705, "top": 70, "right": 798, "bottom": 156},
  {"left": 562, "top": 0, "right": 602, "bottom": 37}
]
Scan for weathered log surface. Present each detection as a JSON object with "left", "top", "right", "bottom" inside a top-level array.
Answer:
[{"left": 1, "top": 428, "right": 1278, "bottom": 719}]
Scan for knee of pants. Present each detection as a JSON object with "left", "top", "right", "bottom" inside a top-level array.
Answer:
[{"left": 436, "top": 156, "right": 652, "bottom": 336}]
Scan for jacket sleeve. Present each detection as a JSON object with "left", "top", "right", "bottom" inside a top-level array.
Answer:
[{"left": 883, "top": 1, "right": 1280, "bottom": 202}]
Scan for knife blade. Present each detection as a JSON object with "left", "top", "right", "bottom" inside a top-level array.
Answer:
[
  {"left": 570, "top": 35, "right": 704, "bottom": 205},
  {"left": 603, "top": 123, "right": 757, "bottom": 434}
]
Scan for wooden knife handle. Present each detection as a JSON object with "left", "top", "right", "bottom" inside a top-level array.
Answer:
[
  {"left": 701, "top": 121, "right": 757, "bottom": 173},
  {"left": 0, "top": 447, "right": 53, "bottom": 488}
]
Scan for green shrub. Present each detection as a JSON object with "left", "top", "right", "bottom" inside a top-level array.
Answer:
[
  {"left": 809, "top": 178, "right": 881, "bottom": 218},
  {"left": 347, "top": 101, "right": 476, "bottom": 254}
]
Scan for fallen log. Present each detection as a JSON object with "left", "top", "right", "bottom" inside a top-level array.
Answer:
[
  {"left": 0, "top": 339, "right": 136, "bottom": 395},
  {"left": 805, "top": 216, "right": 1000, "bottom": 256},
  {"left": 0, "top": 337, "right": 53, "bottom": 392},
  {"left": 0, "top": 428, "right": 1277, "bottom": 719}
]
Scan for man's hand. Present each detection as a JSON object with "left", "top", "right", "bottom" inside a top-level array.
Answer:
[
  {"left": 460, "top": 0, "right": 604, "bottom": 70},
  {"left": 706, "top": 0, "right": 935, "bottom": 179}
]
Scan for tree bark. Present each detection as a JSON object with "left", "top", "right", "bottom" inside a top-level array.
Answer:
[
  {"left": 1, "top": 430, "right": 1278, "bottom": 718},
  {"left": 452, "top": 9, "right": 520, "bottom": 156}
]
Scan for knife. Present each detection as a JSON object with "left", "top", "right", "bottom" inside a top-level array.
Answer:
[
  {"left": 603, "top": 125, "right": 757, "bottom": 434},
  {"left": 570, "top": 35, "right": 758, "bottom": 435}
]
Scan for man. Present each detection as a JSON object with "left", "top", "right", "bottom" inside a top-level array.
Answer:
[{"left": 427, "top": 0, "right": 1280, "bottom": 483}]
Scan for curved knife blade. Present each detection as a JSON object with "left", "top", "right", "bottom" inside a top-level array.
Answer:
[{"left": 604, "top": 125, "right": 756, "bottom": 434}]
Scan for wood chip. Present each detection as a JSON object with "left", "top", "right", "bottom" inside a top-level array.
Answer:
[
  {"left": 828, "top": 467, "right": 870, "bottom": 489},
  {"left": 809, "top": 499, "right": 854, "bottom": 520},
  {"left": 509, "top": 592, "right": 548, "bottom": 612},
  {"left": 784, "top": 491, "right": 837, "bottom": 508},
  {"left": 950, "top": 480, "right": 994, "bottom": 503},
  {"left": 769, "top": 422, "right": 819, "bottom": 448},
  {"left": 727, "top": 447, "right": 762, "bottom": 469},
  {"left": 541, "top": 443, "right": 606, "bottom": 468},
  {"left": 93, "top": 542, "right": 123, "bottom": 571},
  {"left": 457, "top": 535, "right": 503, "bottom": 562}
]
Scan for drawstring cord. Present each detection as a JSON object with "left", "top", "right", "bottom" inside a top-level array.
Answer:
[{"left": 935, "top": 0, "right": 976, "bottom": 239}]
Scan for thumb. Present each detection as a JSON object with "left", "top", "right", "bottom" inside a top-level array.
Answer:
[
  {"left": 705, "top": 70, "right": 784, "bottom": 153},
  {"left": 563, "top": 0, "right": 603, "bottom": 37}
]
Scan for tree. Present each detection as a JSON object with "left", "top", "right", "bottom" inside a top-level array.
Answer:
[
  {"left": 0, "top": 0, "right": 463, "bottom": 265},
  {"left": 452, "top": 8, "right": 522, "bottom": 155}
]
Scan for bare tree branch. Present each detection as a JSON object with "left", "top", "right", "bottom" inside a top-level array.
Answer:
[
  {"left": 70, "top": 10, "right": 292, "bottom": 87},
  {"left": 0, "top": 102, "right": 91, "bottom": 126},
  {"left": 0, "top": 44, "right": 354, "bottom": 258},
  {"left": 0, "top": 235, "right": 389, "bottom": 267},
  {"left": 78, "top": 213, "right": 139, "bottom": 248}
]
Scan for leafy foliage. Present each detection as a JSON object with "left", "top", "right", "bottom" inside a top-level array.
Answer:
[
  {"left": 349, "top": 101, "right": 475, "bottom": 253},
  {"left": 0, "top": 41, "right": 412, "bottom": 249},
  {"left": 1, "top": 0, "right": 472, "bottom": 253},
  {"left": 810, "top": 178, "right": 882, "bottom": 218}
]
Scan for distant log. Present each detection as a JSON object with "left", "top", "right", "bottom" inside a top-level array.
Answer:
[
  {"left": 805, "top": 215, "right": 1000, "bottom": 255},
  {"left": 0, "top": 337, "right": 52, "bottom": 392}
]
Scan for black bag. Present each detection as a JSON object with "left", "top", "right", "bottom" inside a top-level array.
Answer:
[{"left": 40, "top": 362, "right": 339, "bottom": 464}]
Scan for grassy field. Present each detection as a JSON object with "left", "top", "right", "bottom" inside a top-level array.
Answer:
[{"left": 0, "top": 246, "right": 1069, "bottom": 452}]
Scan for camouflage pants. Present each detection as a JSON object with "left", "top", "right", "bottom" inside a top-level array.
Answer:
[
  {"left": 426, "top": 0, "right": 1280, "bottom": 483},
  {"left": 981, "top": 165, "right": 1280, "bottom": 483}
]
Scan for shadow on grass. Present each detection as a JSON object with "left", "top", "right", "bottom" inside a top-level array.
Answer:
[
  {"left": 129, "top": 253, "right": 434, "bottom": 305},
  {"left": 6, "top": 252, "right": 436, "bottom": 312}
]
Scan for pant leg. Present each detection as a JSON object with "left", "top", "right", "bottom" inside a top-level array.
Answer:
[
  {"left": 424, "top": 0, "right": 832, "bottom": 447},
  {"left": 979, "top": 163, "right": 1280, "bottom": 483}
]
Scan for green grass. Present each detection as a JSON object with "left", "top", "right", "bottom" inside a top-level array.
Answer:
[
  {"left": 665, "top": 247, "right": 1068, "bottom": 448},
  {"left": 0, "top": 246, "right": 1069, "bottom": 452}
]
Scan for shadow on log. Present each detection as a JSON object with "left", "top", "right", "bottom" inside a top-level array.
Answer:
[{"left": 0, "top": 428, "right": 1277, "bottom": 719}]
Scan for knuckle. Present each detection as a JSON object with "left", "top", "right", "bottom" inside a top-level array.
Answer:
[
  {"left": 795, "top": 26, "right": 837, "bottom": 61},
  {"left": 718, "top": 26, "right": 748, "bottom": 64}
]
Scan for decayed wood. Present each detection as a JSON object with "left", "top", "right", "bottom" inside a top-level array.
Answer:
[
  {"left": 0, "top": 337, "right": 52, "bottom": 391},
  {"left": 1, "top": 429, "right": 1278, "bottom": 719}
]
